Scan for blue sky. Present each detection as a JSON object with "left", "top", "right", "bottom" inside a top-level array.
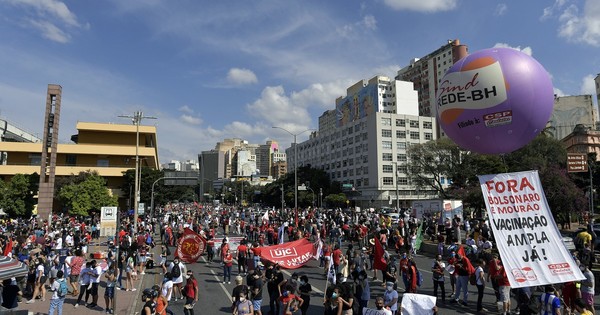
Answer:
[{"left": 0, "top": 0, "right": 599, "bottom": 163}]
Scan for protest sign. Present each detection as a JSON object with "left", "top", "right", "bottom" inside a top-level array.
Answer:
[
  {"left": 479, "top": 171, "right": 585, "bottom": 288},
  {"left": 258, "top": 238, "right": 316, "bottom": 269},
  {"left": 400, "top": 293, "right": 436, "bottom": 315},
  {"left": 362, "top": 307, "right": 391, "bottom": 315},
  {"left": 212, "top": 236, "right": 245, "bottom": 253}
]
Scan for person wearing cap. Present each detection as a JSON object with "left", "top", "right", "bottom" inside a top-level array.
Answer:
[
  {"left": 48, "top": 270, "right": 66, "bottom": 315},
  {"left": 140, "top": 288, "right": 157, "bottom": 315}
]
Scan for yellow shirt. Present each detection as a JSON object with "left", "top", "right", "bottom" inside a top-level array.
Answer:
[{"left": 578, "top": 231, "right": 592, "bottom": 246}]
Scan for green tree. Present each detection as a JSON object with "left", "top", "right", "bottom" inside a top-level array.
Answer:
[
  {"left": 324, "top": 193, "right": 348, "bottom": 208},
  {"left": 58, "top": 173, "right": 118, "bottom": 216},
  {"left": 406, "top": 137, "right": 465, "bottom": 198},
  {"left": 0, "top": 173, "right": 37, "bottom": 217}
]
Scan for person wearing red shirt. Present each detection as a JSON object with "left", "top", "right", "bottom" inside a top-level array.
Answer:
[
  {"left": 495, "top": 258, "right": 511, "bottom": 315},
  {"left": 407, "top": 259, "right": 418, "bottom": 293},
  {"left": 332, "top": 245, "right": 342, "bottom": 274},
  {"left": 223, "top": 249, "right": 233, "bottom": 284},
  {"left": 486, "top": 254, "right": 501, "bottom": 302},
  {"left": 237, "top": 242, "right": 248, "bottom": 276},
  {"left": 206, "top": 237, "right": 215, "bottom": 263},
  {"left": 278, "top": 286, "right": 304, "bottom": 315}
]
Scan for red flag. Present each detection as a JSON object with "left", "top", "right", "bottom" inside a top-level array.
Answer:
[
  {"left": 176, "top": 228, "right": 207, "bottom": 263},
  {"left": 3, "top": 238, "right": 12, "bottom": 256},
  {"left": 373, "top": 237, "right": 388, "bottom": 271},
  {"left": 457, "top": 245, "right": 475, "bottom": 274}
]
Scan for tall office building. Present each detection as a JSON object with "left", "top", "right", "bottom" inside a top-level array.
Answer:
[
  {"left": 256, "top": 140, "right": 279, "bottom": 176},
  {"left": 395, "top": 39, "right": 468, "bottom": 118},
  {"left": 290, "top": 75, "right": 441, "bottom": 208}
]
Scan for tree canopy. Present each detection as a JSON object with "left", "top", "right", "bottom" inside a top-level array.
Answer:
[{"left": 57, "top": 171, "right": 118, "bottom": 216}]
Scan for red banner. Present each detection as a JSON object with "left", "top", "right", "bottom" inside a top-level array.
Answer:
[
  {"left": 258, "top": 239, "right": 316, "bottom": 269},
  {"left": 176, "top": 228, "right": 207, "bottom": 263}
]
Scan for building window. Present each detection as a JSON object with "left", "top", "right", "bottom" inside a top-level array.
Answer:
[
  {"left": 397, "top": 154, "right": 407, "bottom": 162},
  {"left": 383, "top": 165, "right": 393, "bottom": 173},
  {"left": 383, "top": 177, "right": 394, "bottom": 185},
  {"left": 29, "top": 153, "right": 41, "bottom": 166},
  {"left": 397, "top": 142, "right": 406, "bottom": 149},
  {"left": 409, "top": 120, "right": 419, "bottom": 128},
  {"left": 396, "top": 119, "right": 406, "bottom": 127},
  {"left": 425, "top": 132, "right": 433, "bottom": 140},
  {"left": 423, "top": 121, "right": 432, "bottom": 129},
  {"left": 397, "top": 164, "right": 408, "bottom": 174},
  {"left": 382, "top": 141, "right": 392, "bottom": 150},
  {"left": 410, "top": 131, "right": 420, "bottom": 140},
  {"left": 396, "top": 130, "right": 406, "bottom": 139},
  {"left": 382, "top": 153, "right": 393, "bottom": 161},
  {"left": 363, "top": 178, "right": 369, "bottom": 186},
  {"left": 398, "top": 177, "right": 409, "bottom": 185},
  {"left": 66, "top": 154, "right": 77, "bottom": 166},
  {"left": 382, "top": 129, "right": 392, "bottom": 138},
  {"left": 381, "top": 118, "right": 391, "bottom": 126},
  {"left": 97, "top": 159, "right": 109, "bottom": 167}
]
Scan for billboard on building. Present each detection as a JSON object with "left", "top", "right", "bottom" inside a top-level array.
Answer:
[{"left": 336, "top": 84, "right": 378, "bottom": 127}]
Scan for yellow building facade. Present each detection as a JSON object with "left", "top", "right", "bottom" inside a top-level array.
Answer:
[{"left": 0, "top": 121, "right": 159, "bottom": 210}]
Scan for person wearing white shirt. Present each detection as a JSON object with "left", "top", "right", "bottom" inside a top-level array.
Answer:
[
  {"left": 65, "top": 233, "right": 74, "bottom": 247},
  {"left": 55, "top": 237, "right": 63, "bottom": 250},
  {"left": 168, "top": 257, "right": 186, "bottom": 301},
  {"left": 161, "top": 272, "right": 174, "bottom": 302}
]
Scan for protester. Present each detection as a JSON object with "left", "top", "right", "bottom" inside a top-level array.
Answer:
[
  {"left": 431, "top": 254, "right": 446, "bottom": 303},
  {"left": 233, "top": 290, "right": 253, "bottom": 315},
  {"left": 297, "top": 275, "right": 311, "bottom": 315},
  {"left": 223, "top": 249, "right": 234, "bottom": 285},
  {"left": 579, "top": 263, "right": 595, "bottom": 314},
  {"left": 383, "top": 281, "right": 399, "bottom": 315},
  {"left": 183, "top": 270, "right": 199, "bottom": 315},
  {"left": 1, "top": 278, "right": 22, "bottom": 310},
  {"left": 104, "top": 262, "right": 117, "bottom": 314},
  {"left": 48, "top": 270, "right": 66, "bottom": 315},
  {"left": 474, "top": 258, "right": 486, "bottom": 313}
]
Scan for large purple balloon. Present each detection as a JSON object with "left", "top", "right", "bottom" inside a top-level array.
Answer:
[{"left": 436, "top": 48, "right": 554, "bottom": 154}]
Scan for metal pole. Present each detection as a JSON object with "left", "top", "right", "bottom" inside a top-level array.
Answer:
[
  {"left": 294, "top": 134, "right": 298, "bottom": 227},
  {"left": 590, "top": 161, "right": 594, "bottom": 217},
  {"left": 133, "top": 111, "right": 140, "bottom": 233},
  {"left": 392, "top": 161, "right": 399, "bottom": 211}
]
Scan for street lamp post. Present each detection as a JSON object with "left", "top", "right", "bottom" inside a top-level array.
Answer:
[
  {"left": 119, "top": 111, "right": 156, "bottom": 233},
  {"left": 272, "top": 126, "right": 314, "bottom": 227}
]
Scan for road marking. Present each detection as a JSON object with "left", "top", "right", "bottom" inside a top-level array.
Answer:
[{"left": 202, "top": 257, "right": 232, "bottom": 302}]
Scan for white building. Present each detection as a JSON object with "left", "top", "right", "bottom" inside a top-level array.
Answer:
[
  {"left": 548, "top": 95, "right": 596, "bottom": 140},
  {"left": 289, "top": 75, "right": 440, "bottom": 208}
]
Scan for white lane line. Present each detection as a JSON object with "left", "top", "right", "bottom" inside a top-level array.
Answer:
[{"left": 202, "top": 257, "right": 232, "bottom": 302}]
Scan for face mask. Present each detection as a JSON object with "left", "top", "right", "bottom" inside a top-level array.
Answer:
[
  {"left": 331, "top": 293, "right": 338, "bottom": 299},
  {"left": 299, "top": 281, "right": 306, "bottom": 285},
  {"left": 239, "top": 297, "right": 246, "bottom": 302},
  {"left": 386, "top": 285, "right": 393, "bottom": 291},
  {"left": 282, "top": 291, "right": 289, "bottom": 297},
  {"left": 580, "top": 265, "right": 586, "bottom": 271},
  {"left": 451, "top": 254, "right": 455, "bottom": 257},
  {"left": 185, "top": 275, "right": 190, "bottom": 279}
]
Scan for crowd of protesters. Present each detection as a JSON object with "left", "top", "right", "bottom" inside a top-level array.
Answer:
[{"left": 0, "top": 201, "right": 596, "bottom": 315}]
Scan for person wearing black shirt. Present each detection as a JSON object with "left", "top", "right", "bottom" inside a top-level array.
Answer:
[
  {"left": 231, "top": 276, "right": 249, "bottom": 311},
  {"left": 384, "top": 258, "right": 398, "bottom": 290},
  {"left": 1, "top": 278, "right": 22, "bottom": 309},
  {"left": 266, "top": 264, "right": 283, "bottom": 315},
  {"left": 250, "top": 270, "right": 264, "bottom": 315},
  {"left": 298, "top": 275, "right": 311, "bottom": 315}
]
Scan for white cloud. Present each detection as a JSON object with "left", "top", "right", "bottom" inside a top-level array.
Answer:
[
  {"left": 227, "top": 68, "right": 258, "bottom": 85},
  {"left": 495, "top": 3, "right": 508, "bottom": 16},
  {"left": 553, "top": 87, "right": 566, "bottom": 97},
  {"left": 362, "top": 15, "right": 377, "bottom": 30},
  {"left": 5, "top": 0, "right": 86, "bottom": 43},
  {"left": 545, "top": 0, "right": 600, "bottom": 46},
  {"left": 28, "top": 19, "right": 70, "bottom": 43},
  {"left": 247, "top": 86, "right": 312, "bottom": 128},
  {"left": 180, "top": 114, "right": 202, "bottom": 125},
  {"left": 382, "top": 0, "right": 458, "bottom": 12},
  {"left": 493, "top": 43, "right": 533, "bottom": 56},
  {"left": 179, "top": 105, "right": 194, "bottom": 114},
  {"left": 580, "top": 74, "right": 596, "bottom": 95}
]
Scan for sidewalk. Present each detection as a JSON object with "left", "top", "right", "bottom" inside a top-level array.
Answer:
[{"left": 11, "top": 236, "right": 164, "bottom": 315}]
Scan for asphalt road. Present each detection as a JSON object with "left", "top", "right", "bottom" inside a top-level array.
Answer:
[{"left": 155, "top": 237, "right": 508, "bottom": 315}]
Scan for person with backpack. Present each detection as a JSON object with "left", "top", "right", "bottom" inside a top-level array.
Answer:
[
  {"left": 48, "top": 270, "right": 67, "bottom": 315},
  {"left": 169, "top": 256, "right": 186, "bottom": 300}
]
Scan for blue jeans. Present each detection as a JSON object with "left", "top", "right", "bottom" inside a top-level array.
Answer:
[
  {"left": 48, "top": 297, "right": 65, "bottom": 315},
  {"left": 453, "top": 276, "right": 469, "bottom": 302},
  {"left": 223, "top": 265, "right": 232, "bottom": 282}
]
